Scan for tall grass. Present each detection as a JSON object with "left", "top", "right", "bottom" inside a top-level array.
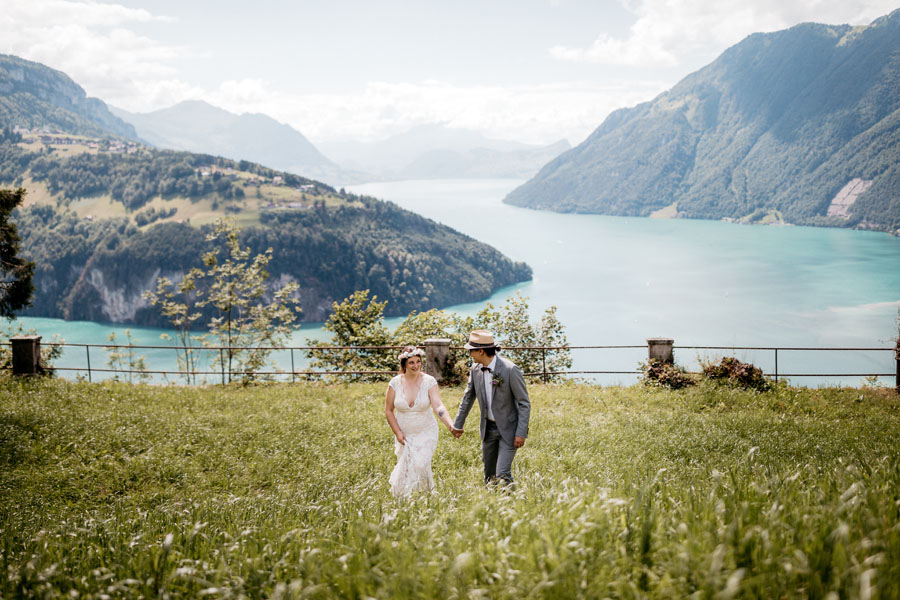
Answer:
[{"left": 2, "top": 377, "right": 899, "bottom": 598}]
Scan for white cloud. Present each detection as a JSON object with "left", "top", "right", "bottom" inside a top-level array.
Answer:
[
  {"left": 10, "top": 0, "right": 893, "bottom": 145},
  {"left": 0, "top": 0, "right": 657, "bottom": 143},
  {"left": 0, "top": 0, "right": 191, "bottom": 110},
  {"left": 550, "top": 0, "right": 900, "bottom": 67},
  {"left": 208, "top": 79, "right": 667, "bottom": 146}
]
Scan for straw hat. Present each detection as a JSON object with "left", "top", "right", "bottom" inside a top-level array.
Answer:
[{"left": 464, "top": 329, "right": 499, "bottom": 350}]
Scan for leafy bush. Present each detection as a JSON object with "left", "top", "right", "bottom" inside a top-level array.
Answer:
[
  {"left": 305, "top": 289, "right": 396, "bottom": 383},
  {"left": 0, "top": 319, "right": 63, "bottom": 374},
  {"left": 308, "top": 290, "right": 571, "bottom": 385},
  {"left": 701, "top": 356, "right": 770, "bottom": 391},
  {"left": 639, "top": 358, "right": 695, "bottom": 390}
]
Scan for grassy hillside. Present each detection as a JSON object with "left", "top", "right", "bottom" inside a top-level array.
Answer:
[
  {"left": 2, "top": 377, "right": 899, "bottom": 597},
  {"left": 2, "top": 137, "right": 340, "bottom": 228}
]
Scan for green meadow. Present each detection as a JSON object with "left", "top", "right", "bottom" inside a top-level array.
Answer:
[{"left": 2, "top": 377, "right": 899, "bottom": 598}]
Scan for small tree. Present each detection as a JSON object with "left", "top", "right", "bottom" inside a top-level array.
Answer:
[
  {"left": 308, "top": 290, "right": 572, "bottom": 384},
  {"left": 306, "top": 289, "right": 395, "bottom": 382},
  {"left": 200, "top": 218, "right": 301, "bottom": 382},
  {"left": 105, "top": 329, "right": 149, "bottom": 383},
  {"left": 145, "top": 217, "right": 302, "bottom": 383},
  {"left": 392, "top": 308, "right": 469, "bottom": 383},
  {"left": 0, "top": 188, "right": 35, "bottom": 317},
  {"left": 472, "top": 292, "right": 572, "bottom": 382},
  {"left": 143, "top": 269, "right": 205, "bottom": 384}
]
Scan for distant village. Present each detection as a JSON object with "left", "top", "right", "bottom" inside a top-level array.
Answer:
[
  {"left": 13, "top": 125, "right": 142, "bottom": 154},
  {"left": 11, "top": 126, "right": 325, "bottom": 214}
]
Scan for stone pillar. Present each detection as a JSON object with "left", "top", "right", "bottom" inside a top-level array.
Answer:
[
  {"left": 11, "top": 335, "right": 42, "bottom": 375},
  {"left": 647, "top": 338, "right": 674, "bottom": 364},
  {"left": 424, "top": 338, "right": 451, "bottom": 383}
]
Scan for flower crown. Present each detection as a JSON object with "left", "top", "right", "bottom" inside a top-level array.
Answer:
[{"left": 398, "top": 348, "right": 425, "bottom": 361}]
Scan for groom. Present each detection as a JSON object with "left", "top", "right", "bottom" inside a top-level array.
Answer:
[{"left": 453, "top": 330, "right": 531, "bottom": 486}]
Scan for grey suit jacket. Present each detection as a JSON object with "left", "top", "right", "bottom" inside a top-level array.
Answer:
[{"left": 453, "top": 355, "right": 530, "bottom": 443}]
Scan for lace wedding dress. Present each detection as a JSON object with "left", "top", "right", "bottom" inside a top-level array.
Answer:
[{"left": 388, "top": 373, "right": 439, "bottom": 497}]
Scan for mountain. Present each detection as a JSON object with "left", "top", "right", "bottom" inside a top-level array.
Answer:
[
  {"left": 319, "top": 124, "right": 568, "bottom": 180},
  {"left": 506, "top": 9, "right": 900, "bottom": 233},
  {"left": 0, "top": 54, "right": 532, "bottom": 324},
  {"left": 110, "top": 101, "right": 364, "bottom": 185},
  {"left": 399, "top": 140, "right": 571, "bottom": 180},
  {"left": 0, "top": 54, "right": 138, "bottom": 140}
]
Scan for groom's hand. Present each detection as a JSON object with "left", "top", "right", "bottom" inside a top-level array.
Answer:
[
  {"left": 450, "top": 426, "right": 464, "bottom": 438},
  {"left": 514, "top": 436, "right": 526, "bottom": 448}
]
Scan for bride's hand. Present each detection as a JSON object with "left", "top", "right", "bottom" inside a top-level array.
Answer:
[{"left": 396, "top": 431, "right": 406, "bottom": 445}]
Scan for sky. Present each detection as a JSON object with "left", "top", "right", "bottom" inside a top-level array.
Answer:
[{"left": 2, "top": 0, "right": 898, "bottom": 146}]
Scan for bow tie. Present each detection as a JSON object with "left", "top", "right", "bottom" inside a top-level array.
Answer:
[{"left": 481, "top": 366, "right": 492, "bottom": 373}]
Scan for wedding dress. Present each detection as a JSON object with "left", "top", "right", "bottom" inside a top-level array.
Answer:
[{"left": 388, "top": 373, "right": 439, "bottom": 497}]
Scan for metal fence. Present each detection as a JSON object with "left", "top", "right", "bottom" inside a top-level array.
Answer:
[{"left": 3, "top": 338, "right": 898, "bottom": 388}]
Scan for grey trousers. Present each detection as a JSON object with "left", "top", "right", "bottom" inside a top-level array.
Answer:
[{"left": 482, "top": 420, "right": 517, "bottom": 484}]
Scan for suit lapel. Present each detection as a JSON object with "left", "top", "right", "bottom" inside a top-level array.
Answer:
[
  {"left": 473, "top": 365, "right": 485, "bottom": 406},
  {"left": 492, "top": 359, "right": 504, "bottom": 403}
]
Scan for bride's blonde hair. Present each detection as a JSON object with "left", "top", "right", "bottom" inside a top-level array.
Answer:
[{"left": 398, "top": 345, "right": 425, "bottom": 373}]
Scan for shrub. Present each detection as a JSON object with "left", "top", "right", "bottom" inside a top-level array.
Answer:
[
  {"left": 308, "top": 290, "right": 571, "bottom": 385},
  {"left": 0, "top": 320, "right": 63, "bottom": 374},
  {"left": 639, "top": 359, "right": 694, "bottom": 389},
  {"left": 702, "top": 356, "right": 770, "bottom": 391}
]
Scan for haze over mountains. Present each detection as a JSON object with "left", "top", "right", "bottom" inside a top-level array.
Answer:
[
  {"left": 318, "top": 124, "right": 570, "bottom": 181},
  {"left": 506, "top": 8, "right": 900, "bottom": 234},
  {"left": 110, "top": 101, "right": 359, "bottom": 186},
  {"left": 112, "top": 103, "right": 570, "bottom": 186}
]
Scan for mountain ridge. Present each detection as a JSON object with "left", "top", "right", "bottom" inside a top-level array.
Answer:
[
  {"left": 0, "top": 53, "right": 138, "bottom": 140},
  {"left": 110, "top": 100, "right": 350, "bottom": 183},
  {"left": 319, "top": 124, "right": 570, "bottom": 180},
  {"left": 505, "top": 9, "right": 900, "bottom": 234}
]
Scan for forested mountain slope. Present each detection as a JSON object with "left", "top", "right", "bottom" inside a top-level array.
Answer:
[
  {"left": 0, "top": 54, "right": 137, "bottom": 140},
  {"left": 506, "top": 9, "right": 900, "bottom": 233},
  {"left": 0, "top": 55, "right": 531, "bottom": 324}
]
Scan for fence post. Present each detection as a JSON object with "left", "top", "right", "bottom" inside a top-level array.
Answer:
[
  {"left": 10, "top": 335, "right": 41, "bottom": 375},
  {"left": 774, "top": 348, "right": 779, "bottom": 384},
  {"left": 895, "top": 333, "right": 899, "bottom": 394},
  {"left": 542, "top": 348, "right": 548, "bottom": 383},
  {"left": 647, "top": 338, "right": 674, "bottom": 364},
  {"left": 424, "top": 338, "right": 451, "bottom": 383}
]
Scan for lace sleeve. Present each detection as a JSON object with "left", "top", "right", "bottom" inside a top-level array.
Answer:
[{"left": 424, "top": 374, "right": 438, "bottom": 391}]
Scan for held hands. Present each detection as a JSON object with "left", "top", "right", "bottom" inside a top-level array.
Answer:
[{"left": 450, "top": 425, "right": 464, "bottom": 439}]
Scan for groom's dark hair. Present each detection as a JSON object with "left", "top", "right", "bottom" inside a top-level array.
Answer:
[{"left": 483, "top": 347, "right": 497, "bottom": 357}]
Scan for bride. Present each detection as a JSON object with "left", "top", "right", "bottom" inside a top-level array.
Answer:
[{"left": 384, "top": 346, "right": 459, "bottom": 497}]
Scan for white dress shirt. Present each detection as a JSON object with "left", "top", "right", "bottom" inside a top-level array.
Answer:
[{"left": 482, "top": 356, "right": 497, "bottom": 421}]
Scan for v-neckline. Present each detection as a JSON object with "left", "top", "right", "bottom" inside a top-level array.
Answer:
[{"left": 402, "top": 375, "right": 423, "bottom": 409}]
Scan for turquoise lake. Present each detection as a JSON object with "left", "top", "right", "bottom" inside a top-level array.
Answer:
[{"left": 12, "top": 178, "right": 900, "bottom": 386}]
